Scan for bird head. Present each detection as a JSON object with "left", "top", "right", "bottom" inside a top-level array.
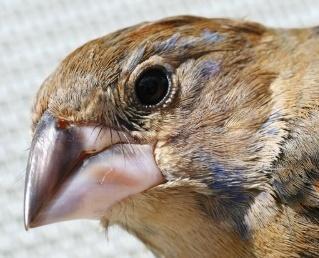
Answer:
[{"left": 24, "top": 16, "right": 319, "bottom": 257}]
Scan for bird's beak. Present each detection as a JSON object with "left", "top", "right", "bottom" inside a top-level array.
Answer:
[{"left": 24, "top": 112, "right": 164, "bottom": 229}]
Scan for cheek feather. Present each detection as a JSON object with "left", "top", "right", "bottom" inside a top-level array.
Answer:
[
  {"left": 197, "top": 60, "right": 220, "bottom": 78},
  {"left": 260, "top": 111, "right": 283, "bottom": 136},
  {"left": 193, "top": 150, "right": 258, "bottom": 238},
  {"left": 196, "top": 151, "right": 251, "bottom": 198}
]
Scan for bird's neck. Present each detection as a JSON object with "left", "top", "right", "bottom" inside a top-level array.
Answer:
[
  {"left": 104, "top": 182, "right": 319, "bottom": 258},
  {"left": 105, "top": 182, "right": 253, "bottom": 257}
]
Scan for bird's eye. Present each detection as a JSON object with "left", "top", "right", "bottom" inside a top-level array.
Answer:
[{"left": 135, "top": 67, "right": 170, "bottom": 107}]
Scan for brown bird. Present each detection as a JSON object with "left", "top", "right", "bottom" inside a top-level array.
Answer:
[{"left": 24, "top": 16, "right": 319, "bottom": 257}]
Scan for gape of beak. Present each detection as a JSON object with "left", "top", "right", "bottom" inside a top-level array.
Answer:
[{"left": 24, "top": 112, "right": 164, "bottom": 229}]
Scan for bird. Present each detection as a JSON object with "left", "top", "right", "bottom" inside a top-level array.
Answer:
[{"left": 24, "top": 16, "right": 319, "bottom": 257}]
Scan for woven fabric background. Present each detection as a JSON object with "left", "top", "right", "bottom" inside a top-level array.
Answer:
[{"left": 0, "top": 0, "right": 318, "bottom": 257}]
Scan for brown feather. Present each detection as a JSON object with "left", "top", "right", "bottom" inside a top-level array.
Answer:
[{"left": 31, "top": 16, "right": 319, "bottom": 257}]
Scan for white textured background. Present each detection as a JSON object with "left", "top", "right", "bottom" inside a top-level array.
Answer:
[{"left": 0, "top": 0, "right": 318, "bottom": 257}]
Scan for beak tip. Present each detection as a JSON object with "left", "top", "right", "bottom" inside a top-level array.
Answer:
[
  {"left": 24, "top": 194, "right": 30, "bottom": 230},
  {"left": 24, "top": 206, "right": 32, "bottom": 230},
  {"left": 24, "top": 194, "right": 40, "bottom": 230},
  {"left": 24, "top": 223, "right": 29, "bottom": 231},
  {"left": 24, "top": 213, "right": 31, "bottom": 231},
  {"left": 24, "top": 212, "right": 42, "bottom": 230}
]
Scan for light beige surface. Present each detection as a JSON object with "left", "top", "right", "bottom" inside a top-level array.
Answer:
[{"left": 0, "top": 0, "right": 318, "bottom": 257}]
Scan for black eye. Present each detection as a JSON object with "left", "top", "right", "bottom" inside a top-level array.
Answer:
[{"left": 135, "top": 67, "right": 170, "bottom": 106}]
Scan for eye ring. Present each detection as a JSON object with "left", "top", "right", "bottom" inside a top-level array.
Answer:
[{"left": 134, "top": 65, "right": 173, "bottom": 109}]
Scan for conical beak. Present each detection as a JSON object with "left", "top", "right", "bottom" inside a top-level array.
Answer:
[{"left": 24, "top": 112, "right": 163, "bottom": 229}]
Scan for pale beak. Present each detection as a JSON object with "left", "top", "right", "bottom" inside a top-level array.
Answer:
[{"left": 24, "top": 112, "right": 164, "bottom": 229}]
